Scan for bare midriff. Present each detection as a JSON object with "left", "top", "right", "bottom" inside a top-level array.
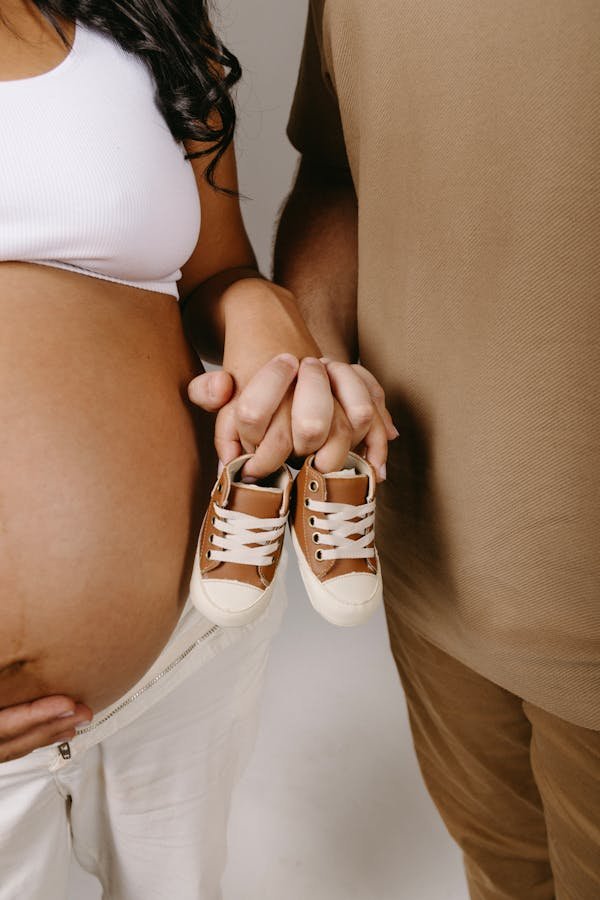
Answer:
[{"left": 0, "top": 263, "right": 213, "bottom": 713}]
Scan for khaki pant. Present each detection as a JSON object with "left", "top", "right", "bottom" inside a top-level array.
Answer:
[{"left": 386, "top": 605, "right": 600, "bottom": 900}]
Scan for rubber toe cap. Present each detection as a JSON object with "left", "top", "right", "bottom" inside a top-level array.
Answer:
[
  {"left": 323, "top": 573, "right": 381, "bottom": 607},
  {"left": 201, "top": 580, "right": 265, "bottom": 615}
]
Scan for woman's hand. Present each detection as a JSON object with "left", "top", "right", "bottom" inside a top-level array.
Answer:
[
  {"left": 188, "top": 355, "right": 397, "bottom": 481},
  {"left": 0, "top": 697, "right": 92, "bottom": 764}
]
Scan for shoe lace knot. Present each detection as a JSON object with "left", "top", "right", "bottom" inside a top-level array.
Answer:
[
  {"left": 306, "top": 498, "right": 376, "bottom": 561},
  {"left": 208, "top": 505, "right": 287, "bottom": 567}
]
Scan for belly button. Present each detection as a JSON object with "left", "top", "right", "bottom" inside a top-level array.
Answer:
[{"left": 0, "top": 659, "right": 29, "bottom": 679}]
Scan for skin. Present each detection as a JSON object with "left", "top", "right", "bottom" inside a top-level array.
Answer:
[
  {"left": 188, "top": 157, "right": 398, "bottom": 472},
  {"left": 274, "top": 157, "right": 361, "bottom": 366},
  {"left": 275, "top": 159, "right": 362, "bottom": 365},
  {"left": 0, "top": 2, "right": 394, "bottom": 762}
]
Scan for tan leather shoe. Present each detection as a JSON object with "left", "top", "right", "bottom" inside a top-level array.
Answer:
[
  {"left": 290, "top": 451, "right": 382, "bottom": 626},
  {"left": 190, "top": 455, "right": 292, "bottom": 627}
]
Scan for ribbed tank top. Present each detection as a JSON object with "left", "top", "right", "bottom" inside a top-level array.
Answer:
[{"left": 0, "top": 22, "right": 201, "bottom": 298}]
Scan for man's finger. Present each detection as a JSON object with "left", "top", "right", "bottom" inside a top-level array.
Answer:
[
  {"left": 313, "top": 403, "right": 353, "bottom": 474},
  {"left": 324, "top": 361, "right": 376, "bottom": 447},
  {"left": 214, "top": 404, "right": 243, "bottom": 466},
  {"left": 242, "top": 409, "right": 294, "bottom": 481},
  {"left": 188, "top": 370, "right": 235, "bottom": 413},
  {"left": 350, "top": 364, "right": 399, "bottom": 440},
  {"left": 361, "top": 410, "right": 390, "bottom": 481},
  {"left": 291, "top": 358, "right": 334, "bottom": 457},
  {"left": 234, "top": 354, "right": 298, "bottom": 453}
]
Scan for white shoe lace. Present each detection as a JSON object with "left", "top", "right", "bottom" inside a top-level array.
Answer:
[
  {"left": 306, "top": 498, "right": 376, "bottom": 561},
  {"left": 208, "top": 505, "right": 288, "bottom": 567}
]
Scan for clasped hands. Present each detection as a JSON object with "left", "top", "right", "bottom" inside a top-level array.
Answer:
[{"left": 188, "top": 354, "right": 398, "bottom": 481}]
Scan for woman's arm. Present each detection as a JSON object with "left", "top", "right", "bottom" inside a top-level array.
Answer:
[{"left": 179, "top": 141, "right": 321, "bottom": 375}]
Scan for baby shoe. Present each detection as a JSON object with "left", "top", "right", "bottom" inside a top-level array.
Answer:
[
  {"left": 290, "top": 451, "right": 382, "bottom": 627},
  {"left": 190, "top": 455, "right": 292, "bottom": 627}
]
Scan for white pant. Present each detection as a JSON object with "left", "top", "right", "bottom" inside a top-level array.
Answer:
[{"left": 0, "top": 588, "right": 285, "bottom": 900}]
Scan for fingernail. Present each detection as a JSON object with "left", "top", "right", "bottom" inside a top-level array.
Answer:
[
  {"left": 391, "top": 426, "right": 400, "bottom": 439},
  {"left": 303, "top": 357, "right": 321, "bottom": 366},
  {"left": 57, "top": 710, "right": 75, "bottom": 719},
  {"left": 379, "top": 464, "right": 387, "bottom": 481},
  {"left": 242, "top": 475, "right": 258, "bottom": 484},
  {"left": 54, "top": 731, "right": 76, "bottom": 741},
  {"left": 276, "top": 353, "right": 298, "bottom": 368},
  {"left": 207, "top": 373, "right": 217, "bottom": 402},
  {"left": 320, "top": 357, "right": 331, "bottom": 365}
]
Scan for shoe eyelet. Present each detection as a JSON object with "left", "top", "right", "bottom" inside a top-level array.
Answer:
[
  {"left": 216, "top": 483, "right": 222, "bottom": 493},
  {"left": 211, "top": 516, "right": 216, "bottom": 526},
  {"left": 312, "top": 533, "right": 320, "bottom": 544},
  {"left": 308, "top": 516, "right": 316, "bottom": 527},
  {"left": 206, "top": 549, "right": 212, "bottom": 560},
  {"left": 309, "top": 480, "right": 319, "bottom": 492},
  {"left": 209, "top": 534, "right": 215, "bottom": 544},
  {"left": 315, "top": 549, "right": 323, "bottom": 561},
  {"left": 304, "top": 498, "right": 311, "bottom": 508}
]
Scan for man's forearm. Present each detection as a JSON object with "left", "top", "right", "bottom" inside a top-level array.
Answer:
[{"left": 274, "top": 158, "right": 359, "bottom": 364}]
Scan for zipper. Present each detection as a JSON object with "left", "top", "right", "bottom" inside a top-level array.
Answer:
[{"left": 70, "top": 623, "right": 220, "bottom": 740}]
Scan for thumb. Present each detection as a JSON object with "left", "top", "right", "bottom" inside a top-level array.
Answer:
[{"left": 188, "top": 370, "right": 234, "bottom": 412}]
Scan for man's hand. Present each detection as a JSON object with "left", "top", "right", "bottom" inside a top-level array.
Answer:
[
  {"left": 188, "top": 356, "right": 397, "bottom": 481},
  {"left": 0, "top": 697, "right": 92, "bottom": 764}
]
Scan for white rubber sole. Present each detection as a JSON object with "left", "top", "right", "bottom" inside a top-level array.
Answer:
[
  {"left": 291, "top": 528, "right": 382, "bottom": 627},
  {"left": 190, "top": 548, "right": 287, "bottom": 628}
]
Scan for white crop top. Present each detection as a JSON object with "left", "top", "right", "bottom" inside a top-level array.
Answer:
[{"left": 0, "top": 22, "right": 201, "bottom": 298}]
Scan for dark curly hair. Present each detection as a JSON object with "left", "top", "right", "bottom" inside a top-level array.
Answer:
[{"left": 33, "top": 1, "right": 241, "bottom": 189}]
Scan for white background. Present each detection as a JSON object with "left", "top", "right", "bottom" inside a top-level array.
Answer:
[{"left": 70, "top": 2, "right": 468, "bottom": 897}]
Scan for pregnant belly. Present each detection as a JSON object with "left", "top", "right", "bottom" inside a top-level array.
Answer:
[{"left": 0, "top": 264, "right": 214, "bottom": 712}]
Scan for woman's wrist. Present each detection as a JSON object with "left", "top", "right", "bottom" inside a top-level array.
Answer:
[{"left": 221, "top": 279, "right": 321, "bottom": 386}]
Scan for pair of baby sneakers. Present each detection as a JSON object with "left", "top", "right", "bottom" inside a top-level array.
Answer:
[{"left": 190, "top": 452, "right": 383, "bottom": 628}]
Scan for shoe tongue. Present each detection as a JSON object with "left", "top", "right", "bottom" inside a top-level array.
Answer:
[
  {"left": 228, "top": 482, "right": 283, "bottom": 518},
  {"left": 324, "top": 469, "right": 369, "bottom": 505}
]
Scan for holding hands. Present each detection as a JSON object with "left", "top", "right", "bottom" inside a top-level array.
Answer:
[{"left": 189, "top": 354, "right": 398, "bottom": 480}]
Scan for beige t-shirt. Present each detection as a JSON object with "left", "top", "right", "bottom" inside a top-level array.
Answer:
[{"left": 288, "top": 0, "right": 600, "bottom": 728}]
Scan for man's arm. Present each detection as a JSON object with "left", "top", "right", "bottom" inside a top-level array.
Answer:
[
  {"left": 274, "top": 155, "right": 397, "bottom": 463},
  {"left": 274, "top": 157, "right": 359, "bottom": 364},
  {"left": 273, "top": 2, "right": 396, "bottom": 454}
]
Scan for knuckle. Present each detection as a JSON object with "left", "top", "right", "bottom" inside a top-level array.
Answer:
[
  {"left": 236, "top": 403, "right": 263, "bottom": 429},
  {"left": 273, "top": 354, "right": 298, "bottom": 374},
  {"left": 295, "top": 418, "right": 328, "bottom": 445},
  {"left": 348, "top": 404, "right": 374, "bottom": 429},
  {"left": 370, "top": 384, "right": 385, "bottom": 403}
]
